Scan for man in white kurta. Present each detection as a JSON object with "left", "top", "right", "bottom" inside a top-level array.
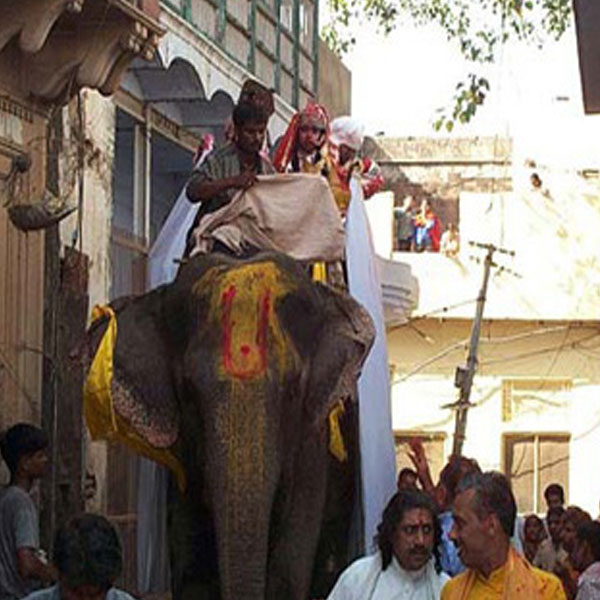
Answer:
[{"left": 327, "top": 489, "right": 449, "bottom": 600}]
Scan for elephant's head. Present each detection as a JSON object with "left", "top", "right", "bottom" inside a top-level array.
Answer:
[{"left": 85, "top": 251, "right": 374, "bottom": 599}]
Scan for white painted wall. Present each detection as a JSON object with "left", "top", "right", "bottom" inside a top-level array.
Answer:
[
  {"left": 391, "top": 374, "right": 600, "bottom": 516},
  {"left": 387, "top": 170, "right": 600, "bottom": 321},
  {"left": 388, "top": 319, "right": 600, "bottom": 516}
]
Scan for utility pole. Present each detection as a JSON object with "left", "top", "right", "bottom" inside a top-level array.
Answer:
[{"left": 451, "top": 242, "right": 515, "bottom": 456}]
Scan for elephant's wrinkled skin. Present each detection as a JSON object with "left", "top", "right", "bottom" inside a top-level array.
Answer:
[{"left": 86, "top": 252, "right": 374, "bottom": 600}]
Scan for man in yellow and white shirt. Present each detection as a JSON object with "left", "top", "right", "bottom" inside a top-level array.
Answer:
[{"left": 441, "top": 471, "right": 565, "bottom": 600}]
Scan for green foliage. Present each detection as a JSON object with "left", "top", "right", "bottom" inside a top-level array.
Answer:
[{"left": 323, "top": 0, "right": 572, "bottom": 129}]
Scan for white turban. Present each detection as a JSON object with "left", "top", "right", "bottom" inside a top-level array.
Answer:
[{"left": 329, "top": 116, "right": 365, "bottom": 151}]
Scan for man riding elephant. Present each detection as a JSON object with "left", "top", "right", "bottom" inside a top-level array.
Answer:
[{"left": 84, "top": 251, "right": 374, "bottom": 600}]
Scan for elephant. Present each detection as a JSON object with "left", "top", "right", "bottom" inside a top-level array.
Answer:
[{"left": 85, "top": 251, "right": 374, "bottom": 600}]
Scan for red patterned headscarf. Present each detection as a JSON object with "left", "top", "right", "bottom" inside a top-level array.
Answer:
[{"left": 272, "top": 101, "right": 330, "bottom": 172}]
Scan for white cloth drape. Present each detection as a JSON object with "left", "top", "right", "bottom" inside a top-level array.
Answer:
[
  {"left": 189, "top": 173, "right": 345, "bottom": 261},
  {"left": 346, "top": 177, "right": 397, "bottom": 551},
  {"left": 327, "top": 554, "right": 448, "bottom": 600}
]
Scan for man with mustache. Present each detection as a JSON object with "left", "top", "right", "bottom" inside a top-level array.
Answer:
[
  {"left": 442, "top": 471, "right": 565, "bottom": 599},
  {"left": 327, "top": 489, "right": 448, "bottom": 599}
]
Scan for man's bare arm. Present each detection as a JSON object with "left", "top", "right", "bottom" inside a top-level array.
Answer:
[
  {"left": 407, "top": 438, "right": 437, "bottom": 500},
  {"left": 186, "top": 170, "right": 257, "bottom": 203},
  {"left": 17, "top": 548, "right": 57, "bottom": 585}
]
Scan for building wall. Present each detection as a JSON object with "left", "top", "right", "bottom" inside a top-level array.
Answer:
[
  {"left": 159, "top": 0, "right": 318, "bottom": 109},
  {"left": 56, "top": 91, "right": 117, "bottom": 513},
  {"left": 390, "top": 179, "right": 600, "bottom": 321},
  {"left": 0, "top": 98, "right": 46, "bottom": 436},
  {"left": 372, "top": 151, "right": 600, "bottom": 321},
  {"left": 156, "top": 7, "right": 296, "bottom": 136},
  {"left": 0, "top": 62, "right": 48, "bottom": 458},
  {"left": 364, "top": 136, "right": 512, "bottom": 229},
  {"left": 388, "top": 318, "right": 600, "bottom": 516},
  {"left": 317, "top": 40, "right": 351, "bottom": 117}
]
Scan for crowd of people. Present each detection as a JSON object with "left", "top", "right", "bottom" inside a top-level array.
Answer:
[
  {"left": 394, "top": 196, "right": 460, "bottom": 257},
  {"left": 4, "top": 420, "right": 599, "bottom": 600},
  {"left": 326, "top": 439, "right": 599, "bottom": 599},
  {"left": 0, "top": 423, "right": 135, "bottom": 600}
]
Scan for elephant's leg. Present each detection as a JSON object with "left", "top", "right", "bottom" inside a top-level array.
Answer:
[
  {"left": 167, "top": 480, "right": 220, "bottom": 600},
  {"left": 266, "top": 431, "right": 329, "bottom": 600}
]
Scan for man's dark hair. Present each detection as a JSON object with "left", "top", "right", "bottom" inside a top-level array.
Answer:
[
  {"left": 375, "top": 489, "right": 441, "bottom": 572},
  {"left": 547, "top": 505, "right": 565, "bottom": 521},
  {"left": 456, "top": 471, "right": 516, "bottom": 538},
  {"left": 577, "top": 521, "right": 600, "bottom": 562},
  {"left": 563, "top": 505, "right": 592, "bottom": 529},
  {"left": 53, "top": 513, "right": 122, "bottom": 591},
  {"left": 398, "top": 467, "right": 417, "bottom": 480},
  {"left": 0, "top": 423, "right": 48, "bottom": 477},
  {"left": 232, "top": 101, "right": 268, "bottom": 128},
  {"left": 544, "top": 483, "right": 565, "bottom": 504},
  {"left": 439, "top": 454, "right": 481, "bottom": 503}
]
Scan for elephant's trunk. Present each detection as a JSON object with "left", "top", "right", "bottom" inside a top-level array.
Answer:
[{"left": 206, "top": 382, "right": 280, "bottom": 600}]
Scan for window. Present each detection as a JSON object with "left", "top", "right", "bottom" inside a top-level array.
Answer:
[
  {"left": 279, "top": 0, "right": 293, "bottom": 30},
  {"left": 394, "top": 431, "right": 446, "bottom": 484},
  {"left": 299, "top": 1, "right": 313, "bottom": 47},
  {"left": 503, "top": 433, "right": 570, "bottom": 514},
  {"left": 111, "top": 108, "right": 193, "bottom": 297}
]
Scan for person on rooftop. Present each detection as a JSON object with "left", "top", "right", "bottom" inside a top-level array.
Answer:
[{"left": 414, "top": 200, "right": 441, "bottom": 252}]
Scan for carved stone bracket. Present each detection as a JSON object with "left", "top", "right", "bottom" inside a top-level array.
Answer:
[{"left": 0, "top": 0, "right": 164, "bottom": 105}]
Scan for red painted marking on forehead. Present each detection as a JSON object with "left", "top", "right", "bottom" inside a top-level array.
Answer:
[{"left": 220, "top": 282, "right": 272, "bottom": 380}]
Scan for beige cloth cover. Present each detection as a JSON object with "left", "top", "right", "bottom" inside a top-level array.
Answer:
[{"left": 190, "top": 173, "right": 345, "bottom": 261}]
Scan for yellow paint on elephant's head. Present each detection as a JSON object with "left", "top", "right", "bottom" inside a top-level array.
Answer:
[{"left": 193, "top": 261, "right": 297, "bottom": 381}]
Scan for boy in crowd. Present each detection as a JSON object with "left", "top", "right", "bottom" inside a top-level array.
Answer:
[
  {"left": 0, "top": 423, "right": 55, "bottom": 599},
  {"left": 25, "top": 513, "right": 134, "bottom": 600}
]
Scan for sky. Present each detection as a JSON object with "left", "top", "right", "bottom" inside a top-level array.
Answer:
[{"left": 320, "top": 6, "right": 600, "bottom": 168}]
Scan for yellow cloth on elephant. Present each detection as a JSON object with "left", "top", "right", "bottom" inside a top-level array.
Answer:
[
  {"left": 441, "top": 548, "right": 566, "bottom": 600},
  {"left": 312, "top": 262, "right": 327, "bottom": 282},
  {"left": 83, "top": 305, "right": 187, "bottom": 492},
  {"left": 328, "top": 400, "right": 347, "bottom": 462},
  {"left": 84, "top": 305, "right": 118, "bottom": 437}
]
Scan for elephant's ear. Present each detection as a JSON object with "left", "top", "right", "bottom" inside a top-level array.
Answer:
[
  {"left": 304, "top": 285, "right": 375, "bottom": 425},
  {"left": 85, "top": 287, "right": 180, "bottom": 454}
]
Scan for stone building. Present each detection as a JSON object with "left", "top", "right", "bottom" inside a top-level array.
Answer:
[
  {"left": 364, "top": 136, "right": 512, "bottom": 238},
  {"left": 0, "top": 0, "right": 165, "bottom": 550},
  {"left": 0, "top": 0, "right": 353, "bottom": 595}
]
